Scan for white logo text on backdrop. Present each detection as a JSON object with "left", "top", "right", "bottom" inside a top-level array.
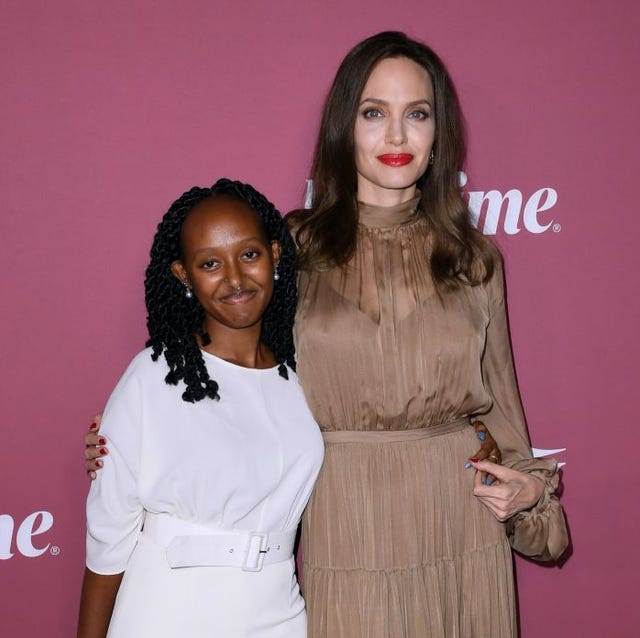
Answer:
[
  {"left": 0, "top": 511, "right": 54, "bottom": 559},
  {"left": 458, "top": 171, "right": 559, "bottom": 235}
]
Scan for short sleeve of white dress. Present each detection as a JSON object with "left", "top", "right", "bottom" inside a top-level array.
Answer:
[{"left": 86, "top": 356, "right": 144, "bottom": 575}]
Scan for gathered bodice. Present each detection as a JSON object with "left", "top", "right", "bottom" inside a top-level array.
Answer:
[{"left": 294, "top": 196, "right": 505, "bottom": 433}]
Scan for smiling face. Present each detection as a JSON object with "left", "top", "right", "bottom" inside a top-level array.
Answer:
[
  {"left": 353, "top": 56, "right": 436, "bottom": 206},
  {"left": 171, "top": 196, "right": 280, "bottom": 338}
]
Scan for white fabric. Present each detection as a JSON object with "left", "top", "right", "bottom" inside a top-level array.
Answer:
[
  {"left": 106, "top": 535, "right": 307, "bottom": 638},
  {"left": 86, "top": 348, "right": 324, "bottom": 637}
]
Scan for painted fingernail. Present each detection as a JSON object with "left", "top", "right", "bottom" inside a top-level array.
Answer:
[
  {"left": 470, "top": 457, "right": 479, "bottom": 463},
  {"left": 90, "top": 422, "right": 98, "bottom": 430},
  {"left": 96, "top": 460, "right": 103, "bottom": 468},
  {"left": 464, "top": 461, "right": 472, "bottom": 469},
  {"left": 99, "top": 447, "right": 108, "bottom": 455},
  {"left": 477, "top": 432, "right": 486, "bottom": 441},
  {"left": 98, "top": 437, "right": 106, "bottom": 445}
]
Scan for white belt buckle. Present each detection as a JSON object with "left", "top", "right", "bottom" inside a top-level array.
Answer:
[{"left": 242, "top": 532, "right": 269, "bottom": 572}]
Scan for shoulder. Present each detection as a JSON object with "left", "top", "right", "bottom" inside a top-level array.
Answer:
[
  {"left": 122, "top": 347, "right": 166, "bottom": 376},
  {"left": 102, "top": 349, "right": 179, "bottom": 431},
  {"left": 284, "top": 209, "right": 309, "bottom": 242},
  {"left": 472, "top": 235, "right": 502, "bottom": 284},
  {"left": 481, "top": 244, "right": 507, "bottom": 309},
  {"left": 110, "top": 348, "right": 169, "bottom": 396}
]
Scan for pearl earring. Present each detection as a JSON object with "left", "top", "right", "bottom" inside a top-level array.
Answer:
[
  {"left": 183, "top": 282, "right": 193, "bottom": 299},
  {"left": 429, "top": 149, "right": 435, "bottom": 165},
  {"left": 273, "top": 265, "right": 280, "bottom": 281}
]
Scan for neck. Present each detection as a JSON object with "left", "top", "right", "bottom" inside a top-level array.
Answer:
[
  {"left": 356, "top": 183, "right": 418, "bottom": 208},
  {"left": 200, "top": 323, "right": 276, "bottom": 369}
]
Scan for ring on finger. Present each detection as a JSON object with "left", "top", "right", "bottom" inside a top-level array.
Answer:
[{"left": 488, "top": 454, "right": 499, "bottom": 462}]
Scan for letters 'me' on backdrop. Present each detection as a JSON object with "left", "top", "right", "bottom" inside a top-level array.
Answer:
[{"left": 1, "top": 1, "right": 638, "bottom": 635}]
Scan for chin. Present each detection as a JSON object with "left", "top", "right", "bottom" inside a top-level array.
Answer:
[
  {"left": 229, "top": 313, "right": 265, "bottom": 330},
  {"left": 377, "top": 177, "right": 421, "bottom": 191},
  {"left": 373, "top": 168, "right": 425, "bottom": 189}
]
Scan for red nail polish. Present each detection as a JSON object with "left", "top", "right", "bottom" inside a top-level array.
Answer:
[
  {"left": 96, "top": 460, "right": 103, "bottom": 468},
  {"left": 470, "top": 457, "right": 479, "bottom": 463},
  {"left": 90, "top": 422, "right": 98, "bottom": 430},
  {"left": 98, "top": 438, "right": 106, "bottom": 445},
  {"left": 100, "top": 447, "right": 107, "bottom": 455}
]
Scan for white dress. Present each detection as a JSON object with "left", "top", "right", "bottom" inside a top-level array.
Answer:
[{"left": 86, "top": 348, "right": 324, "bottom": 638}]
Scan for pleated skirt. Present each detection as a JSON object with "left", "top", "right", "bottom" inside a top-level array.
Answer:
[
  {"left": 301, "top": 420, "right": 517, "bottom": 638},
  {"left": 107, "top": 534, "right": 307, "bottom": 638}
]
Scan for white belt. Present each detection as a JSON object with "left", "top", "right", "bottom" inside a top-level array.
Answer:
[{"left": 142, "top": 512, "right": 297, "bottom": 572}]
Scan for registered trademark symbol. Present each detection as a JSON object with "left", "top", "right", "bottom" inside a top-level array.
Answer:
[
  {"left": 50, "top": 545, "right": 60, "bottom": 556},
  {"left": 552, "top": 223, "right": 562, "bottom": 233}
]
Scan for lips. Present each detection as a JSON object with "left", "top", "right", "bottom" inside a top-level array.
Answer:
[
  {"left": 221, "top": 290, "right": 256, "bottom": 304},
  {"left": 376, "top": 153, "right": 414, "bottom": 167}
]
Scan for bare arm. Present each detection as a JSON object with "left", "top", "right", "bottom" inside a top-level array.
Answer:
[{"left": 77, "top": 568, "right": 123, "bottom": 638}]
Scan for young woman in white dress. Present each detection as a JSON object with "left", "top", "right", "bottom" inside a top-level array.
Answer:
[{"left": 77, "top": 179, "right": 324, "bottom": 638}]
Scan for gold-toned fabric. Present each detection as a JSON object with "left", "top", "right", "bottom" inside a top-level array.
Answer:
[{"left": 294, "top": 196, "right": 567, "bottom": 637}]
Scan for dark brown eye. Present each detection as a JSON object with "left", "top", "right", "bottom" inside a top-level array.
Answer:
[{"left": 243, "top": 250, "right": 260, "bottom": 261}]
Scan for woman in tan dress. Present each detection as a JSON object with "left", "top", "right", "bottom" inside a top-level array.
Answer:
[
  {"left": 288, "top": 32, "right": 568, "bottom": 637},
  {"left": 86, "top": 31, "right": 567, "bottom": 637}
]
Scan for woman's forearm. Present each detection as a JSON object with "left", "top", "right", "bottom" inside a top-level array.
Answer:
[{"left": 77, "top": 568, "right": 123, "bottom": 638}]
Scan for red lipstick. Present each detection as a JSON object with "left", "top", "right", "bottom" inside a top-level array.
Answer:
[{"left": 376, "top": 153, "right": 414, "bottom": 167}]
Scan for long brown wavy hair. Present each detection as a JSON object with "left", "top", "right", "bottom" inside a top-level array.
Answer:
[{"left": 289, "top": 31, "right": 496, "bottom": 289}]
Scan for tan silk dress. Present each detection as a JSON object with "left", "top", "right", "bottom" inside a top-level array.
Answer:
[{"left": 294, "top": 196, "right": 567, "bottom": 638}]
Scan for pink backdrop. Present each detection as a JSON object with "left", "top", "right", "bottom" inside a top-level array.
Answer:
[{"left": 2, "top": 1, "right": 638, "bottom": 635}]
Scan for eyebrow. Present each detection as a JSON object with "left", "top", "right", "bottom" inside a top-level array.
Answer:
[
  {"left": 193, "top": 237, "right": 265, "bottom": 255},
  {"left": 359, "top": 98, "right": 432, "bottom": 107}
]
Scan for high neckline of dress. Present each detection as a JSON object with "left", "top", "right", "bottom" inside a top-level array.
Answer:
[
  {"left": 200, "top": 348, "right": 280, "bottom": 374},
  {"left": 357, "top": 192, "right": 421, "bottom": 229}
]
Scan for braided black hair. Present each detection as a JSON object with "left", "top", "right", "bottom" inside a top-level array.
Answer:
[{"left": 144, "top": 178, "right": 297, "bottom": 402}]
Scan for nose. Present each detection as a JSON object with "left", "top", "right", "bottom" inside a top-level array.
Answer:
[
  {"left": 385, "top": 115, "right": 406, "bottom": 146},
  {"left": 224, "top": 261, "right": 243, "bottom": 289}
]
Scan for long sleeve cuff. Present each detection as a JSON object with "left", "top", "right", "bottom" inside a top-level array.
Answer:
[{"left": 504, "top": 457, "right": 569, "bottom": 562}]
